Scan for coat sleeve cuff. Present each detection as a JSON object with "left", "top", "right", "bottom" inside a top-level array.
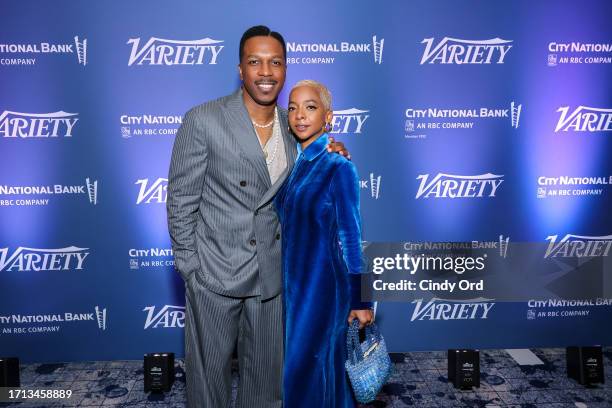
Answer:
[{"left": 349, "top": 273, "right": 373, "bottom": 310}]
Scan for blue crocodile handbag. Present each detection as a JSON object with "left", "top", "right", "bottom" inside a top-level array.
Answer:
[{"left": 345, "top": 319, "right": 392, "bottom": 403}]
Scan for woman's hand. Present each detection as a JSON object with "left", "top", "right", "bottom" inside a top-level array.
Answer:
[{"left": 348, "top": 309, "right": 374, "bottom": 329}]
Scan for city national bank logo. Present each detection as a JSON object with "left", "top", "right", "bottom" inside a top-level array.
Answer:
[
  {"left": 554, "top": 106, "right": 612, "bottom": 132},
  {"left": 0, "top": 111, "right": 79, "bottom": 138},
  {"left": 544, "top": 234, "right": 612, "bottom": 258},
  {"left": 498, "top": 235, "right": 510, "bottom": 258},
  {"left": 420, "top": 37, "right": 512, "bottom": 64},
  {"left": 0, "top": 178, "right": 98, "bottom": 207},
  {"left": 0, "top": 36, "right": 87, "bottom": 66},
  {"left": 548, "top": 42, "right": 612, "bottom": 66},
  {"left": 0, "top": 246, "right": 90, "bottom": 272},
  {"left": 95, "top": 306, "right": 107, "bottom": 330},
  {"left": 525, "top": 299, "right": 612, "bottom": 320},
  {"left": 415, "top": 173, "right": 504, "bottom": 199},
  {"left": 403, "top": 235, "right": 509, "bottom": 258},
  {"left": 127, "top": 37, "right": 224, "bottom": 66},
  {"left": 143, "top": 305, "right": 185, "bottom": 329},
  {"left": 331, "top": 108, "right": 369, "bottom": 134},
  {"left": 537, "top": 175, "right": 611, "bottom": 198},
  {"left": 0, "top": 306, "right": 105, "bottom": 335},
  {"left": 136, "top": 178, "right": 167, "bottom": 204},
  {"left": 129, "top": 248, "right": 174, "bottom": 269},
  {"left": 404, "top": 102, "right": 521, "bottom": 139},
  {"left": 360, "top": 173, "right": 382, "bottom": 199},
  {"left": 120, "top": 114, "right": 183, "bottom": 138},
  {"left": 287, "top": 35, "right": 384, "bottom": 65},
  {"left": 410, "top": 298, "right": 495, "bottom": 321}
]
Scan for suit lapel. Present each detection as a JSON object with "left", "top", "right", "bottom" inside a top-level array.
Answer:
[{"left": 223, "top": 89, "right": 271, "bottom": 188}]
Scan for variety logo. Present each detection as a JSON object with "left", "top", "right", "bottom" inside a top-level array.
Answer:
[
  {"left": 286, "top": 35, "right": 384, "bottom": 65},
  {"left": 554, "top": 106, "right": 612, "bottom": 132},
  {"left": 0, "top": 110, "right": 79, "bottom": 138},
  {"left": 0, "top": 246, "right": 90, "bottom": 272},
  {"left": 420, "top": 37, "right": 512, "bottom": 65},
  {"left": 537, "top": 175, "right": 611, "bottom": 198},
  {"left": 143, "top": 305, "right": 185, "bottom": 329},
  {"left": 360, "top": 173, "right": 382, "bottom": 199},
  {"left": 0, "top": 178, "right": 98, "bottom": 207},
  {"left": 129, "top": 248, "right": 174, "bottom": 269},
  {"left": 331, "top": 108, "right": 370, "bottom": 134},
  {"left": 0, "top": 36, "right": 87, "bottom": 66},
  {"left": 544, "top": 234, "right": 612, "bottom": 258},
  {"left": 404, "top": 102, "right": 521, "bottom": 139},
  {"left": 415, "top": 173, "right": 504, "bottom": 199},
  {"left": 127, "top": 37, "right": 224, "bottom": 66},
  {"left": 135, "top": 178, "right": 167, "bottom": 204},
  {"left": 410, "top": 298, "right": 495, "bottom": 321},
  {"left": 0, "top": 306, "right": 106, "bottom": 335},
  {"left": 120, "top": 114, "right": 182, "bottom": 138},
  {"left": 547, "top": 42, "right": 612, "bottom": 66}
]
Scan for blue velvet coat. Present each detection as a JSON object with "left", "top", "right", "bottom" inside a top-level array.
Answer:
[{"left": 274, "top": 134, "right": 371, "bottom": 408}]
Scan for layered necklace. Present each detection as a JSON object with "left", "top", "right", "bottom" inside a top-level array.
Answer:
[{"left": 252, "top": 108, "right": 280, "bottom": 166}]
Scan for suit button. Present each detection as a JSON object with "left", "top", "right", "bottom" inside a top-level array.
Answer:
[
  {"left": 249, "top": 239, "right": 256, "bottom": 246},
  {"left": 240, "top": 180, "right": 247, "bottom": 187},
  {"left": 275, "top": 233, "right": 280, "bottom": 240}
]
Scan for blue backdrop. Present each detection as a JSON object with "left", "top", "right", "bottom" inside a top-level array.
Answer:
[{"left": 1, "top": 0, "right": 611, "bottom": 362}]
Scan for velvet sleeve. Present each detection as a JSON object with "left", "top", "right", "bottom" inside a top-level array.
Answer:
[
  {"left": 273, "top": 180, "right": 285, "bottom": 216},
  {"left": 274, "top": 154, "right": 303, "bottom": 216},
  {"left": 331, "top": 160, "right": 372, "bottom": 310}
]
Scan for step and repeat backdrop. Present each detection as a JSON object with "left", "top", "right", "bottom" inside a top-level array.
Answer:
[{"left": 1, "top": 0, "right": 611, "bottom": 362}]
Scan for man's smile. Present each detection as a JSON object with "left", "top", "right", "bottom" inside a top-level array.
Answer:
[{"left": 255, "top": 80, "right": 277, "bottom": 92}]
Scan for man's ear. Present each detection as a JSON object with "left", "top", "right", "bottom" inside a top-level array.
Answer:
[{"left": 238, "top": 64, "right": 243, "bottom": 81}]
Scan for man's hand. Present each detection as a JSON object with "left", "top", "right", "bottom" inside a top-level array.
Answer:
[
  {"left": 326, "top": 136, "right": 351, "bottom": 160},
  {"left": 348, "top": 309, "right": 374, "bottom": 329}
]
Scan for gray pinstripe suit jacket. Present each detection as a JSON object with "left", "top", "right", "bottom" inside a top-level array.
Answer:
[{"left": 167, "top": 89, "right": 297, "bottom": 300}]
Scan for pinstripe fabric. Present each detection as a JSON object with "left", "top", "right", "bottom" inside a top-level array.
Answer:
[
  {"left": 185, "top": 274, "right": 283, "bottom": 408},
  {"left": 167, "top": 89, "right": 296, "bottom": 407},
  {"left": 167, "top": 89, "right": 297, "bottom": 299}
]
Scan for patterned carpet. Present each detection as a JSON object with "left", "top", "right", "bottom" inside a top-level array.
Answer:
[{"left": 1, "top": 348, "right": 611, "bottom": 407}]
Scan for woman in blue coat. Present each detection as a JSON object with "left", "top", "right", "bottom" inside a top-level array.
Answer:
[{"left": 274, "top": 80, "right": 373, "bottom": 407}]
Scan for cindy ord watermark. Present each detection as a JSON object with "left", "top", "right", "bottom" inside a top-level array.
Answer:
[{"left": 360, "top": 240, "right": 612, "bottom": 303}]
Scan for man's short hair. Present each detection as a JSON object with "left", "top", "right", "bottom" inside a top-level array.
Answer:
[{"left": 239, "top": 25, "right": 287, "bottom": 61}]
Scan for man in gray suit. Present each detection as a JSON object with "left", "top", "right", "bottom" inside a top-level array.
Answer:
[{"left": 167, "top": 26, "right": 346, "bottom": 407}]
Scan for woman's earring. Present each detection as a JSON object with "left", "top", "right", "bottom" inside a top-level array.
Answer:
[{"left": 324, "top": 122, "right": 331, "bottom": 133}]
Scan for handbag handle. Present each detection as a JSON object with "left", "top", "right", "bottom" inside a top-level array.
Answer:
[
  {"left": 365, "top": 322, "right": 382, "bottom": 342},
  {"left": 347, "top": 319, "right": 362, "bottom": 365},
  {"left": 347, "top": 319, "right": 383, "bottom": 365}
]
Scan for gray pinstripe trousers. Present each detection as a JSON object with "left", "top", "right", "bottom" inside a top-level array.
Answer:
[{"left": 185, "top": 273, "right": 283, "bottom": 408}]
